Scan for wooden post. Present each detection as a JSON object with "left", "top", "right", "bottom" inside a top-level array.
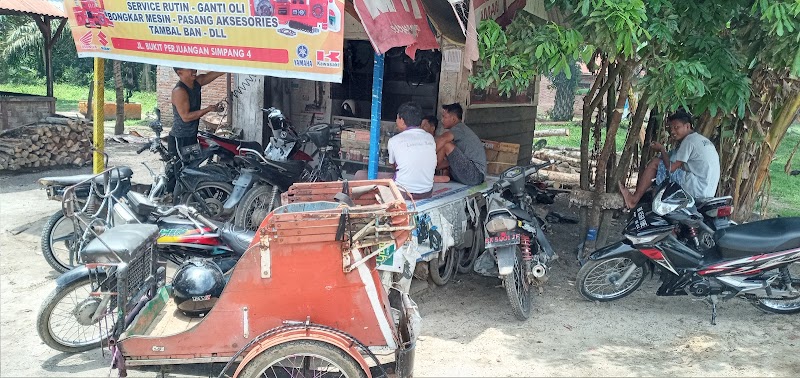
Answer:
[{"left": 93, "top": 58, "right": 105, "bottom": 173}]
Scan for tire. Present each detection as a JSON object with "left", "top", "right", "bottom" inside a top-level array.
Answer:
[
  {"left": 458, "top": 217, "right": 485, "bottom": 274},
  {"left": 180, "top": 181, "right": 234, "bottom": 220},
  {"left": 238, "top": 339, "right": 367, "bottom": 378},
  {"left": 36, "top": 275, "right": 115, "bottom": 353},
  {"left": 428, "top": 247, "right": 457, "bottom": 286},
  {"left": 503, "top": 247, "right": 532, "bottom": 320},
  {"left": 234, "top": 185, "right": 282, "bottom": 231},
  {"left": 577, "top": 257, "right": 646, "bottom": 302},
  {"left": 751, "top": 263, "right": 800, "bottom": 314},
  {"left": 41, "top": 210, "right": 80, "bottom": 273}
]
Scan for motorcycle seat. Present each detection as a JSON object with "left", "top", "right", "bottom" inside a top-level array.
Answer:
[
  {"left": 39, "top": 166, "right": 134, "bottom": 187},
  {"left": 82, "top": 224, "right": 159, "bottom": 264},
  {"left": 200, "top": 131, "right": 263, "bottom": 153},
  {"left": 695, "top": 196, "right": 732, "bottom": 209},
  {"left": 714, "top": 217, "right": 800, "bottom": 258},
  {"left": 218, "top": 223, "right": 255, "bottom": 256}
]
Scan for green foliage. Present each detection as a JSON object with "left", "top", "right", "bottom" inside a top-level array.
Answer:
[{"left": 470, "top": 13, "right": 587, "bottom": 97}]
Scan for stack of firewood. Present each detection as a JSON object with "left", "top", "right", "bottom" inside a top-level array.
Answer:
[
  {"left": 531, "top": 146, "right": 582, "bottom": 187},
  {"left": 0, "top": 117, "right": 93, "bottom": 171}
]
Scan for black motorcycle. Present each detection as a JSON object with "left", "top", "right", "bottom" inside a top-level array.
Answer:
[
  {"left": 473, "top": 160, "right": 559, "bottom": 320},
  {"left": 577, "top": 179, "right": 800, "bottom": 324}
]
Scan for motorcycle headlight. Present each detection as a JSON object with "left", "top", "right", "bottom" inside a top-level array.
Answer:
[
  {"left": 652, "top": 187, "right": 680, "bottom": 216},
  {"left": 485, "top": 214, "right": 517, "bottom": 234}
]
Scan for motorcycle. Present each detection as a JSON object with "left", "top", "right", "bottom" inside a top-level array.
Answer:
[
  {"left": 36, "top": 203, "right": 254, "bottom": 353},
  {"left": 473, "top": 160, "right": 559, "bottom": 320},
  {"left": 225, "top": 108, "right": 343, "bottom": 231},
  {"left": 576, "top": 179, "right": 800, "bottom": 324},
  {"left": 39, "top": 112, "right": 235, "bottom": 273}
]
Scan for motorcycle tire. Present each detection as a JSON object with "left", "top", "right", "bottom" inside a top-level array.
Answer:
[
  {"left": 36, "top": 274, "right": 115, "bottom": 353},
  {"left": 503, "top": 246, "right": 532, "bottom": 320},
  {"left": 428, "top": 247, "right": 457, "bottom": 286},
  {"left": 180, "top": 181, "right": 234, "bottom": 220},
  {"left": 234, "top": 185, "right": 282, "bottom": 231},
  {"left": 41, "top": 210, "right": 80, "bottom": 273},
  {"left": 751, "top": 263, "right": 800, "bottom": 314},
  {"left": 577, "top": 257, "right": 646, "bottom": 302}
]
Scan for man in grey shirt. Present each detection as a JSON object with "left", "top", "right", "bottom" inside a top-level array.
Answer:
[
  {"left": 619, "top": 109, "right": 719, "bottom": 207},
  {"left": 670, "top": 111, "right": 720, "bottom": 198},
  {"left": 434, "top": 103, "right": 487, "bottom": 185}
]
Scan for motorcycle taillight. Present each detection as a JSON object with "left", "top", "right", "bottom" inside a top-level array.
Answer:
[{"left": 716, "top": 206, "right": 732, "bottom": 218}]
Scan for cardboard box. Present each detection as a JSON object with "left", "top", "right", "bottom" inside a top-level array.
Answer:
[{"left": 482, "top": 139, "right": 520, "bottom": 175}]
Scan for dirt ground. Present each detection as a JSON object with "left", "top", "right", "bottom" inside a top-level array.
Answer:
[{"left": 1, "top": 141, "right": 798, "bottom": 377}]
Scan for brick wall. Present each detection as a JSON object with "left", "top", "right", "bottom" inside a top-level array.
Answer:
[
  {"left": 1, "top": 95, "right": 56, "bottom": 131},
  {"left": 156, "top": 66, "right": 231, "bottom": 128}
]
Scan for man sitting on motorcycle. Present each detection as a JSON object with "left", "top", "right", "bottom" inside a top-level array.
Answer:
[{"left": 619, "top": 109, "right": 719, "bottom": 208}]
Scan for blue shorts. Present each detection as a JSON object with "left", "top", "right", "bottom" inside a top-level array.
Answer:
[{"left": 656, "top": 161, "right": 684, "bottom": 185}]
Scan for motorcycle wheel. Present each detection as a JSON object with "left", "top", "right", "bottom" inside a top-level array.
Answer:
[
  {"left": 36, "top": 274, "right": 115, "bottom": 353},
  {"left": 751, "top": 263, "right": 800, "bottom": 314},
  {"left": 577, "top": 257, "right": 646, "bottom": 302},
  {"left": 234, "top": 185, "right": 282, "bottom": 231},
  {"left": 428, "top": 247, "right": 457, "bottom": 286},
  {"left": 180, "top": 181, "right": 234, "bottom": 219},
  {"left": 237, "top": 340, "right": 366, "bottom": 378},
  {"left": 503, "top": 246, "right": 532, "bottom": 320},
  {"left": 41, "top": 210, "right": 80, "bottom": 273}
]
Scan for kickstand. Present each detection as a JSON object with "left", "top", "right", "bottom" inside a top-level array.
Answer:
[{"left": 709, "top": 295, "right": 719, "bottom": 325}]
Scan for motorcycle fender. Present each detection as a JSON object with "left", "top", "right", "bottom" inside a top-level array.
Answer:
[
  {"left": 496, "top": 246, "right": 517, "bottom": 276},
  {"left": 223, "top": 170, "right": 255, "bottom": 211},
  {"left": 588, "top": 240, "right": 648, "bottom": 265},
  {"left": 56, "top": 265, "right": 104, "bottom": 287}
]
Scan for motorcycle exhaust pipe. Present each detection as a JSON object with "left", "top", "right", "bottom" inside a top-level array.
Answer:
[{"left": 531, "top": 264, "right": 547, "bottom": 278}]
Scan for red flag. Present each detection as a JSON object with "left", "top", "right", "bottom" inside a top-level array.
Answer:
[{"left": 353, "top": 0, "right": 440, "bottom": 59}]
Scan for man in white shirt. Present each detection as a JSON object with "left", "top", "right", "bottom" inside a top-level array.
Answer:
[{"left": 388, "top": 102, "right": 437, "bottom": 199}]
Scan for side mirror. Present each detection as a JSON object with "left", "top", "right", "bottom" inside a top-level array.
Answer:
[{"left": 533, "top": 139, "right": 547, "bottom": 151}]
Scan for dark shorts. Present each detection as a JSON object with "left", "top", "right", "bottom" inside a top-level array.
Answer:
[{"left": 447, "top": 147, "right": 484, "bottom": 186}]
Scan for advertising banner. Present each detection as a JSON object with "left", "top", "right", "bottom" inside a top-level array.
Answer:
[
  {"left": 64, "top": 0, "right": 345, "bottom": 82},
  {"left": 353, "top": 0, "right": 439, "bottom": 59}
]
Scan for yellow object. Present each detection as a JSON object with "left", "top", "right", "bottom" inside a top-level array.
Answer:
[{"left": 93, "top": 58, "right": 104, "bottom": 173}]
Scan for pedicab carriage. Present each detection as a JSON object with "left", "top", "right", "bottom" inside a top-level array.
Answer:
[{"left": 102, "top": 179, "right": 419, "bottom": 377}]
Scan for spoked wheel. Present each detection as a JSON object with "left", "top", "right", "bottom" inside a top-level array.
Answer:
[
  {"left": 234, "top": 185, "right": 282, "bottom": 231},
  {"left": 503, "top": 247, "right": 532, "bottom": 320},
  {"left": 41, "top": 210, "right": 80, "bottom": 273},
  {"left": 577, "top": 257, "right": 646, "bottom": 302},
  {"left": 238, "top": 340, "right": 367, "bottom": 378},
  {"left": 36, "top": 275, "right": 115, "bottom": 353},
  {"left": 181, "top": 181, "right": 234, "bottom": 219},
  {"left": 428, "top": 247, "right": 457, "bottom": 286},
  {"left": 752, "top": 263, "right": 800, "bottom": 314}
]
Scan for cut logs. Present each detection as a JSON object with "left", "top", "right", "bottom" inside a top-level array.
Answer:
[
  {"left": 0, "top": 116, "right": 93, "bottom": 171},
  {"left": 533, "top": 128, "right": 570, "bottom": 137}
]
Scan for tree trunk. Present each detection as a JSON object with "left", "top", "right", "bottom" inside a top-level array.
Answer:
[
  {"left": 87, "top": 81, "right": 94, "bottom": 122},
  {"left": 114, "top": 60, "right": 124, "bottom": 135},
  {"left": 613, "top": 91, "right": 651, "bottom": 187},
  {"left": 144, "top": 64, "right": 153, "bottom": 91},
  {"left": 550, "top": 61, "right": 578, "bottom": 122}
]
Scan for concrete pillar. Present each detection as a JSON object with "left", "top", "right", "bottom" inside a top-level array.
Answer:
[{"left": 233, "top": 75, "right": 265, "bottom": 143}]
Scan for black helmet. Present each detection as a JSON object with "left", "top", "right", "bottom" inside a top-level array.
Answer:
[{"left": 172, "top": 258, "right": 225, "bottom": 317}]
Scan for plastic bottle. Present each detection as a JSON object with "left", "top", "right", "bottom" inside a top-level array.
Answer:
[{"left": 327, "top": 0, "right": 341, "bottom": 32}]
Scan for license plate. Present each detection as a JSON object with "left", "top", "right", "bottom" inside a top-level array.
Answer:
[{"left": 485, "top": 233, "right": 521, "bottom": 248}]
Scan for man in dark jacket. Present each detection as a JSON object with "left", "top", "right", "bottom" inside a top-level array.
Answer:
[{"left": 169, "top": 68, "right": 225, "bottom": 154}]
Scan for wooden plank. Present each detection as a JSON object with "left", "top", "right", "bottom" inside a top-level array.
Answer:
[{"left": 124, "top": 286, "right": 170, "bottom": 337}]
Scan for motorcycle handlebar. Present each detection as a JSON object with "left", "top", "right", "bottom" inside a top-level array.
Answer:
[{"left": 136, "top": 144, "right": 150, "bottom": 154}]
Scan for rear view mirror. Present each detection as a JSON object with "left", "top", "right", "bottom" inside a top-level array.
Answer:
[{"left": 533, "top": 139, "right": 547, "bottom": 151}]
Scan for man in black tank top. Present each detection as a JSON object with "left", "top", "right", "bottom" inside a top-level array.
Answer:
[{"left": 169, "top": 68, "right": 225, "bottom": 154}]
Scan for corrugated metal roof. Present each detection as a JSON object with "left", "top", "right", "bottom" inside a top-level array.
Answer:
[{"left": 0, "top": 0, "right": 66, "bottom": 19}]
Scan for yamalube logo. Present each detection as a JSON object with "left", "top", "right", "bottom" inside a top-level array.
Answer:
[{"left": 294, "top": 44, "right": 312, "bottom": 67}]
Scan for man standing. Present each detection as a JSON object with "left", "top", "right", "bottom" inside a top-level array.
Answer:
[
  {"left": 170, "top": 68, "right": 225, "bottom": 153},
  {"left": 434, "top": 103, "right": 486, "bottom": 185},
  {"left": 388, "top": 102, "right": 437, "bottom": 199}
]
